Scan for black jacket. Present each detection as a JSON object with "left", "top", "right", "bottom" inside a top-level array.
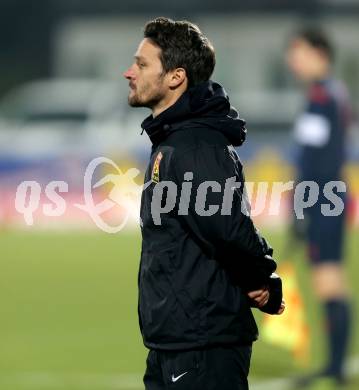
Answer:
[{"left": 138, "top": 80, "right": 280, "bottom": 351}]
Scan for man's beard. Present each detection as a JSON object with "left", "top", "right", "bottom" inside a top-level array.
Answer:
[{"left": 128, "top": 80, "right": 165, "bottom": 109}]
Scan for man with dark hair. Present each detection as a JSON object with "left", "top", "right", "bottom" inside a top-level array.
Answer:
[
  {"left": 124, "top": 17, "right": 284, "bottom": 390},
  {"left": 286, "top": 27, "right": 352, "bottom": 387}
]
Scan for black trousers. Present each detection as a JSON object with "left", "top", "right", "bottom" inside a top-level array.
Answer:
[{"left": 143, "top": 344, "right": 252, "bottom": 390}]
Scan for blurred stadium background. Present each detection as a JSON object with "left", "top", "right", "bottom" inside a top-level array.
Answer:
[{"left": 0, "top": 1, "right": 358, "bottom": 389}]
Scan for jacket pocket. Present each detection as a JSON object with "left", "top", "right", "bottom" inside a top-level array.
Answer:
[
  {"left": 139, "top": 251, "right": 172, "bottom": 327},
  {"left": 139, "top": 250, "right": 200, "bottom": 342},
  {"left": 161, "top": 251, "right": 200, "bottom": 326}
]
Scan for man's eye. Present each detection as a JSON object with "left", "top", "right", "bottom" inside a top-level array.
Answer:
[{"left": 139, "top": 63, "right": 145, "bottom": 68}]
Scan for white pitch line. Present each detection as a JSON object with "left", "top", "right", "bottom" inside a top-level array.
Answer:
[
  {"left": 0, "top": 372, "right": 143, "bottom": 389},
  {"left": 0, "top": 356, "right": 358, "bottom": 390}
]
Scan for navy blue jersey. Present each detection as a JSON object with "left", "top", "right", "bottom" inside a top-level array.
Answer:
[{"left": 293, "top": 79, "right": 351, "bottom": 181}]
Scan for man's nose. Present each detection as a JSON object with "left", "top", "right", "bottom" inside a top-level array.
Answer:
[{"left": 123, "top": 67, "right": 135, "bottom": 79}]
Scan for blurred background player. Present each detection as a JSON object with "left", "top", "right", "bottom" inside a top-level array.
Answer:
[{"left": 286, "top": 28, "right": 352, "bottom": 387}]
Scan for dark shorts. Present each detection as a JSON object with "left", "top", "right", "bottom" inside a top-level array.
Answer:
[
  {"left": 143, "top": 344, "right": 252, "bottom": 390},
  {"left": 304, "top": 183, "right": 347, "bottom": 264}
]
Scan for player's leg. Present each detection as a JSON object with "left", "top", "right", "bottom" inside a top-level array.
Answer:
[
  {"left": 312, "top": 262, "right": 349, "bottom": 299},
  {"left": 201, "top": 345, "right": 252, "bottom": 390},
  {"left": 157, "top": 345, "right": 252, "bottom": 390},
  {"left": 143, "top": 350, "right": 166, "bottom": 390},
  {"left": 311, "top": 266, "right": 351, "bottom": 381},
  {"left": 314, "top": 204, "right": 352, "bottom": 382},
  {"left": 156, "top": 349, "right": 201, "bottom": 389},
  {"left": 308, "top": 211, "right": 351, "bottom": 384},
  {"left": 296, "top": 198, "right": 352, "bottom": 388}
]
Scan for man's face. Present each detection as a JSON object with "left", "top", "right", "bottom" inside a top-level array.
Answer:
[
  {"left": 286, "top": 38, "right": 325, "bottom": 82},
  {"left": 124, "top": 38, "right": 167, "bottom": 109}
]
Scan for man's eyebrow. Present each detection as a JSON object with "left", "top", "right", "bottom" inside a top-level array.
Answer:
[{"left": 134, "top": 55, "right": 146, "bottom": 61}]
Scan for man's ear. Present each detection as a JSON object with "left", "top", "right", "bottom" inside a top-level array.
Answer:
[{"left": 168, "top": 68, "right": 187, "bottom": 89}]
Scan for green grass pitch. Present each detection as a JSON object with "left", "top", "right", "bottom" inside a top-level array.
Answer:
[{"left": 0, "top": 227, "right": 358, "bottom": 389}]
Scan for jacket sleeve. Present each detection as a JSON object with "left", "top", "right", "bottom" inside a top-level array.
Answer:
[{"left": 172, "top": 144, "right": 277, "bottom": 291}]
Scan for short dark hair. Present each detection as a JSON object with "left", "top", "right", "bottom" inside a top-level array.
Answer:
[
  {"left": 294, "top": 27, "right": 334, "bottom": 62},
  {"left": 144, "top": 17, "right": 216, "bottom": 87}
]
